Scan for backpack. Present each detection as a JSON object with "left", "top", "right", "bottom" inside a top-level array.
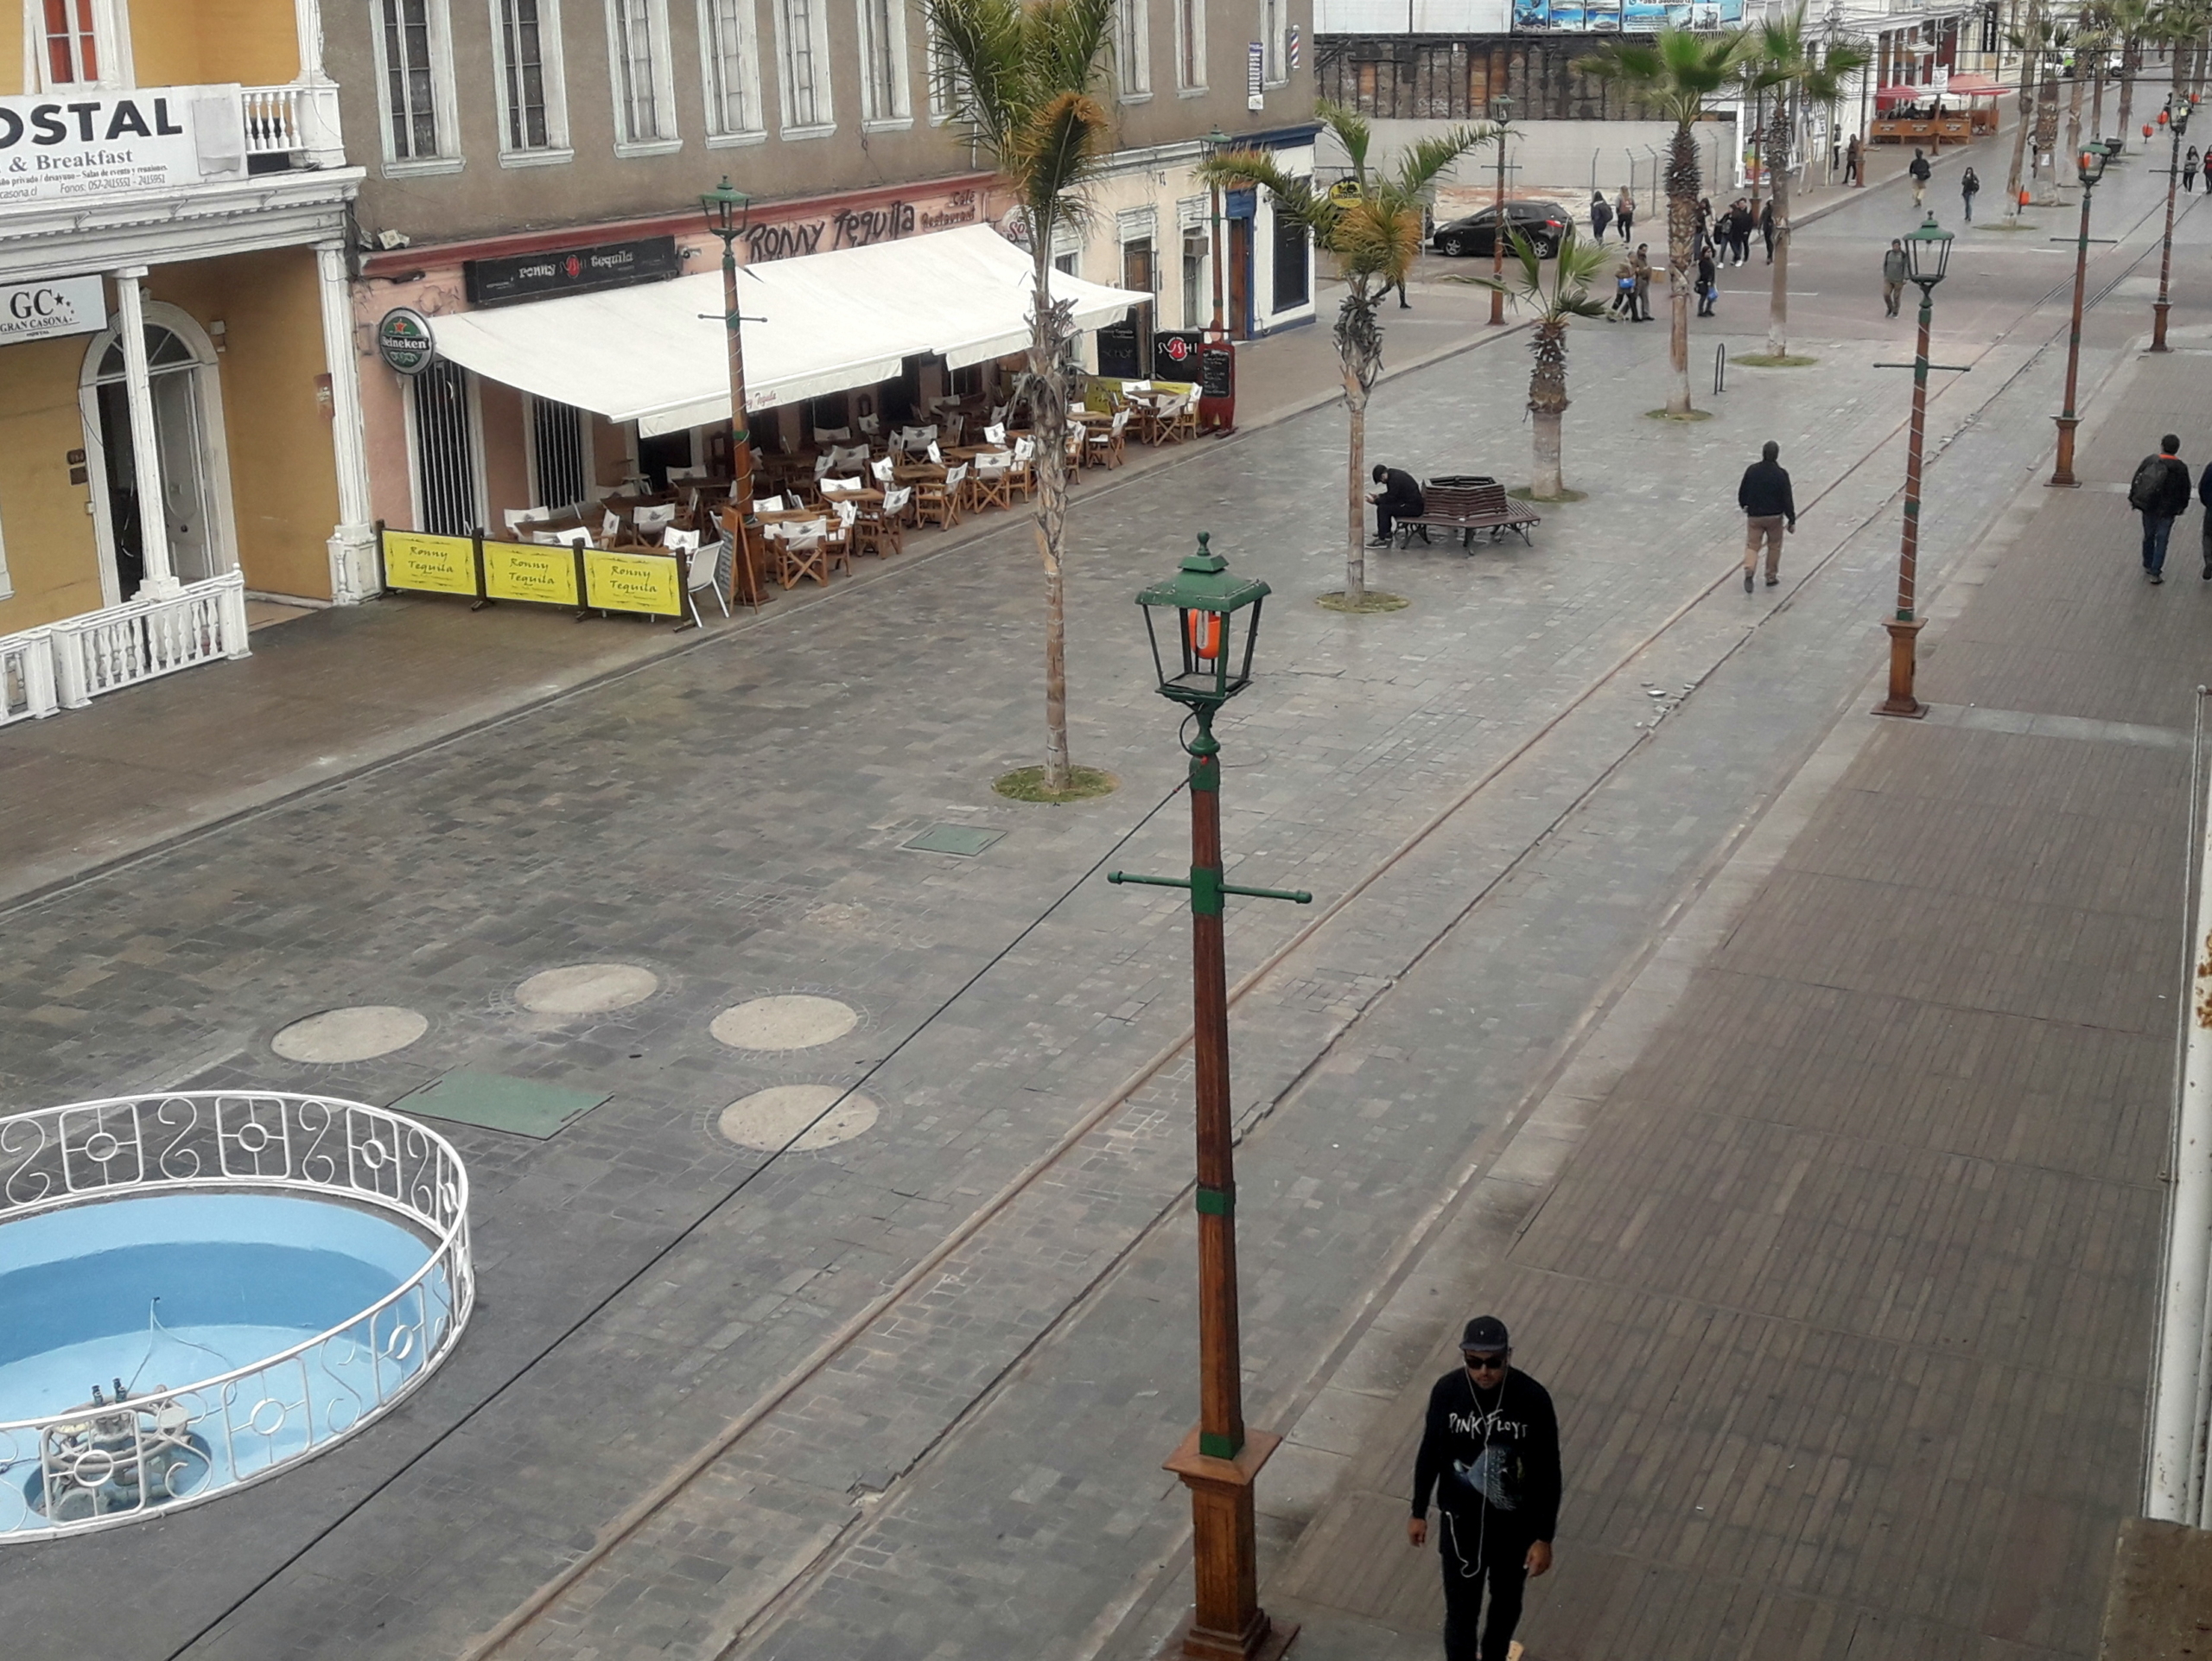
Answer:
[{"left": 2130, "top": 456, "right": 2172, "bottom": 512}]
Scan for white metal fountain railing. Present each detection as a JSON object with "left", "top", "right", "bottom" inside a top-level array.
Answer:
[
  {"left": 0, "top": 627, "right": 59, "bottom": 725},
  {"left": 45, "top": 570, "right": 251, "bottom": 709},
  {"left": 0, "top": 1093, "right": 474, "bottom": 1541}
]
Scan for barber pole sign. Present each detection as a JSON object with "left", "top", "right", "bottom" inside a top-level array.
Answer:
[{"left": 1289, "top": 25, "right": 1301, "bottom": 70}]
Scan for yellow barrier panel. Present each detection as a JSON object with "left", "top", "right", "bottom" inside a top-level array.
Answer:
[
  {"left": 582, "top": 548, "right": 683, "bottom": 617},
  {"left": 483, "top": 540, "right": 582, "bottom": 608},
  {"left": 381, "top": 529, "right": 479, "bottom": 597}
]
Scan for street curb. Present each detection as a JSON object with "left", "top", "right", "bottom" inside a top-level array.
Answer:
[{"left": 0, "top": 317, "right": 1532, "bottom": 920}]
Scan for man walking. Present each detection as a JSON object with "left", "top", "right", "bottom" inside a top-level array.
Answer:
[
  {"left": 1738, "top": 439, "right": 1796, "bottom": 592},
  {"left": 1408, "top": 1317, "right": 1560, "bottom": 1661},
  {"left": 1845, "top": 132, "right": 1862, "bottom": 184},
  {"left": 2197, "top": 447, "right": 2212, "bottom": 579},
  {"left": 1616, "top": 188, "right": 1635, "bottom": 242},
  {"left": 1630, "top": 244, "right": 1653, "bottom": 321},
  {"left": 1961, "top": 164, "right": 1980, "bottom": 221},
  {"left": 1909, "top": 146, "right": 1932, "bottom": 207},
  {"left": 1882, "top": 238, "right": 1909, "bottom": 316},
  {"left": 1369, "top": 462, "right": 1425, "bottom": 547},
  {"left": 2128, "top": 435, "right": 2192, "bottom": 583}
]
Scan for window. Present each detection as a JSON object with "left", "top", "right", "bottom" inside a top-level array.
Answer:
[
  {"left": 607, "top": 0, "right": 679, "bottom": 150},
  {"left": 411, "top": 360, "right": 482, "bottom": 538},
  {"left": 1054, "top": 250, "right": 1079, "bottom": 277},
  {"left": 1174, "top": 0, "right": 1203, "bottom": 92},
  {"left": 1262, "top": 0, "right": 1284, "bottom": 86},
  {"left": 40, "top": 0, "right": 98, "bottom": 84},
  {"left": 531, "top": 398, "right": 591, "bottom": 507},
  {"left": 1271, "top": 209, "right": 1308, "bottom": 309},
  {"left": 377, "top": 0, "right": 460, "bottom": 166},
  {"left": 855, "top": 0, "right": 910, "bottom": 125},
  {"left": 1116, "top": 0, "right": 1149, "bottom": 99},
  {"left": 493, "top": 0, "right": 569, "bottom": 157},
  {"left": 777, "top": 0, "right": 833, "bottom": 131},
  {"left": 1182, "top": 227, "right": 1208, "bottom": 328},
  {"left": 700, "top": 0, "right": 766, "bottom": 138}
]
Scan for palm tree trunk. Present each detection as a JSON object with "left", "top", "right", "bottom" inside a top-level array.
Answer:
[
  {"left": 2118, "top": 41, "right": 2136, "bottom": 139},
  {"left": 1030, "top": 234, "right": 1071, "bottom": 792},
  {"left": 1666, "top": 121, "right": 1698, "bottom": 416},
  {"left": 1344, "top": 377, "right": 1368, "bottom": 603},
  {"left": 1767, "top": 94, "right": 1792, "bottom": 357},
  {"left": 1530, "top": 409, "right": 1564, "bottom": 498},
  {"left": 2005, "top": 11, "right": 2040, "bottom": 217},
  {"left": 2066, "top": 60, "right": 2085, "bottom": 160}
]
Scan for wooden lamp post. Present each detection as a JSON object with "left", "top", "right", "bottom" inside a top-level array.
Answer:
[
  {"left": 2050, "top": 142, "right": 2109, "bottom": 488},
  {"left": 1110, "top": 535, "right": 1309, "bottom": 1661},
  {"left": 1874, "top": 211, "right": 1953, "bottom": 719}
]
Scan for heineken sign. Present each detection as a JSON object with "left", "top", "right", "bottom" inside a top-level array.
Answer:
[{"left": 377, "top": 308, "right": 436, "bottom": 375}]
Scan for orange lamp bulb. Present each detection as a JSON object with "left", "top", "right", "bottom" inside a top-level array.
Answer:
[{"left": 1186, "top": 610, "right": 1223, "bottom": 660}]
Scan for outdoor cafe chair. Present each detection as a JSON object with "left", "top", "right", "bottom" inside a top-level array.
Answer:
[
  {"left": 536, "top": 526, "right": 593, "bottom": 549},
  {"left": 1086, "top": 408, "right": 1129, "bottom": 470},
  {"left": 635, "top": 502, "right": 677, "bottom": 535},
  {"left": 811, "top": 424, "right": 852, "bottom": 445},
  {"left": 984, "top": 422, "right": 1007, "bottom": 447},
  {"left": 664, "top": 531, "right": 727, "bottom": 629},
  {"left": 917, "top": 465, "right": 965, "bottom": 529},
  {"left": 1008, "top": 437, "right": 1037, "bottom": 502},
  {"left": 503, "top": 506, "right": 554, "bottom": 535},
  {"left": 751, "top": 493, "right": 787, "bottom": 515},
  {"left": 926, "top": 440, "right": 944, "bottom": 465},
  {"left": 666, "top": 465, "right": 709, "bottom": 484},
  {"left": 870, "top": 456, "right": 898, "bottom": 486},
  {"left": 856, "top": 413, "right": 882, "bottom": 438},
  {"left": 768, "top": 518, "right": 832, "bottom": 587},
  {"left": 970, "top": 452, "right": 1014, "bottom": 512},
  {"left": 601, "top": 509, "right": 624, "bottom": 541},
  {"left": 861, "top": 488, "right": 911, "bottom": 556},
  {"left": 826, "top": 502, "right": 860, "bottom": 577}
]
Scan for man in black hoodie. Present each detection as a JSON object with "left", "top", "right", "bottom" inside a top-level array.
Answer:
[
  {"left": 2129, "top": 434, "right": 2192, "bottom": 583},
  {"left": 1738, "top": 439, "right": 1797, "bottom": 592},
  {"left": 1408, "top": 1316, "right": 1561, "bottom": 1661}
]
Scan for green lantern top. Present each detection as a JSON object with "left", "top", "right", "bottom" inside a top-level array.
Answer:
[
  {"left": 701, "top": 177, "right": 752, "bottom": 239},
  {"left": 1904, "top": 211, "right": 1952, "bottom": 289},
  {"left": 1135, "top": 533, "right": 1270, "bottom": 710}
]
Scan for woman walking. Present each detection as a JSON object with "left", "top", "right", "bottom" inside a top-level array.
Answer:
[
  {"left": 1616, "top": 188, "right": 1636, "bottom": 242},
  {"left": 2189, "top": 146, "right": 2202, "bottom": 194},
  {"left": 1696, "top": 245, "right": 1718, "bottom": 317},
  {"left": 1961, "top": 165, "right": 1980, "bottom": 222},
  {"left": 1590, "top": 190, "right": 1612, "bottom": 242},
  {"left": 1759, "top": 199, "right": 1777, "bottom": 263}
]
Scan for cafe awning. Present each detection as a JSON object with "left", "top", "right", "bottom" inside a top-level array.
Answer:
[{"left": 425, "top": 223, "right": 1149, "bottom": 437}]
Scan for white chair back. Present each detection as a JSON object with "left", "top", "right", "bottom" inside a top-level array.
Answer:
[
  {"left": 814, "top": 455, "right": 836, "bottom": 478},
  {"left": 683, "top": 543, "right": 717, "bottom": 589},
  {"left": 504, "top": 506, "right": 552, "bottom": 532},
  {"left": 811, "top": 424, "right": 851, "bottom": 444},
  {"left": 666, "top": 465, "right": 708, "bottom": 483},
  {"left": 927, "top": 441, "right": 944, "bottom": 464},
  {"left": 549, "top": 526, "right": 592, "bottom": 549},
  {"left": 984, "top": 423, "right": 1007, "bottom": 446},
  {"left": 636, "top": 503, "right": 677, "bottom": 531},
  {"left": 917, "top": 423, "right": 938, "bottom": 444},
  {"left": 880, "top": 486, "right": 912, "bottom": 514},
  {"left": 975, "top": 452, "right": 1010, "bottom": 476},
  {"left": 988, "top": 403, "right": 1010, "bottom": 425},
  {"left": 601, "top": 509, "right": 623, "bottom": 539},
  {"left": 1014, "top": 436, "right": 1035, "bottom": 461},
  {"left": 1110, "top": 408, "right": 1130, "bottom": 433},
  {"left": 664, "top": 526, "right": 702, "bottom": 555},
  {"left": 823, "top": 476, "right": 865, "bottom": 495},
  {"left": 752, "top": 493, "right": 785, "bottom": 513},
  {"left": 944, "top": 463, "right": 969, "bottom": 488},
  {"left": 835, "top": 500, "right": 860, "bottom": 528},
  {"left": 857, "top": 413, "right": 882, "bottom": 436},
  {"left": 870, "top": 456, "right": 896, "bottom": 483}
]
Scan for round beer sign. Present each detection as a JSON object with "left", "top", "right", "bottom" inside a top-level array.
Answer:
[{"left": 377, "top": 307, "right": 436, "bottom": 375}]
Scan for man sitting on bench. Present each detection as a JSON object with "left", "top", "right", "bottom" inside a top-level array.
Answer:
[{"left": 1368, "top": 463, "right": 1425, "bottom": 548}]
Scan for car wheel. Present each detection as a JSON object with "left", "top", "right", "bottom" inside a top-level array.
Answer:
[
  {"left": 1535, "top": 237, "right": 1559, "bottom": 259},
  {"left": 1439, "top": 234, "right": 1468, "bottom": 257}
]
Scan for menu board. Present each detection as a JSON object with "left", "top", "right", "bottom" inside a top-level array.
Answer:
[
  {"left": 381, "top": 529, "right": 478, "bottom": 597},
  {"left": 483, "top": 540, "right": 582, "bottom": 607},
  {"left": 582, "top": 549, "right": 683, "bottom": 616}
]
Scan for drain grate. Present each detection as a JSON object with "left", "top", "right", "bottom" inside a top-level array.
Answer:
[
  {"left": 901, "top": 824, "right": 1006, "bottom": 857},
  {"left": 389, "top": 1070, "right": 611, "bottom": 1139}
]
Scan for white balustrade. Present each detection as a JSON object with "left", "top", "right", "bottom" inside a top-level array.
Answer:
[
  {"left": 46, "top": 570, "right": 250, "bottom": 710},
  {"left": 240, "top": 82, "right": 346, "bottom": 169},
  {"left": 0, "top": 628, "right": 59, "bottom": 726},
  {"left": 0, "top": 1093, "right": 475, "bottom": 1541}
]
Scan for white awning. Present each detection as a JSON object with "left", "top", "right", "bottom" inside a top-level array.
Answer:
[{"left": 425, "top": 222, "right": 1149, "bottom": 438}]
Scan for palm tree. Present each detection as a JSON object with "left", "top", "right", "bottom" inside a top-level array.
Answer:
[
  {"left": 1201, "top": 104, "right": 1488, "bottom": 605},
  {"left": 925, "top": 0, "right": 1116, "bottom": 795},
  {"left": 1580, "top": 27, "right": 1751, "bottom": 417},
  {"left": 1746, "top": 7, "right": 1868, "bottom": 358},
  {"left": 2005, "top": 2, "right": 2054, "bottom": 219},
  {"left": 1460, "top": 226, "right": 1609, "bottom": 500}
]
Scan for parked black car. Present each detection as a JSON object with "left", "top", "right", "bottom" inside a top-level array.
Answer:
[{"left": 1429, "top": 201, "right": 1572, "bottom": 258}]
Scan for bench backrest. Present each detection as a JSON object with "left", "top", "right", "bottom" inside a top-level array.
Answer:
[{"left": 1421, "top": 478, "right": 1514, "bottom": 518}]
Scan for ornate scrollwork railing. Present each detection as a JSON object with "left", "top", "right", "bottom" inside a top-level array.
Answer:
[{"left": 0, "top": 1093, "right": 474, "bottom": 1541}]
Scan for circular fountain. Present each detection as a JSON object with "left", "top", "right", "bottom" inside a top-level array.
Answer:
[{"left": 0, "top": 1093, "right": 473, "bottom": 1539}]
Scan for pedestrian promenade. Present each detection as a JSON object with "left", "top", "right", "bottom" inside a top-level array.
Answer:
[{"left": 1260, "top": 326, "right": 2204, "bottom": 1657}]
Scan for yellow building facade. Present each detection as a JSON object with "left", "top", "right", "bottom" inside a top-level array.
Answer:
[{"left": 0, "top": 0, "right": 369, "bottom": 717}]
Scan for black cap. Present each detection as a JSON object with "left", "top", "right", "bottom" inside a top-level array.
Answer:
[{"left": 1460, "top": 1315, "right": 1510, "bottom": 1352}]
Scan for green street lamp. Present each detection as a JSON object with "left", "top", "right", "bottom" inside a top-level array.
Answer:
[
  {"left": 1876, "top": 212, "right": 1952, "bottom": 720},
  {"left": 2051, "top": 145, "right": 2108, "bottom": 487},
  {"left": 1112, "top": 533, "right": 1306, "bottom": 1661},
  {"left": 2154, "top": 100, "right": 2191, "bottom": 351},
  {"left": 700, "top": 177, "right": 762, "bottom": 605},
  {"left": 1487, "top": 94, "right": 1516, "bottom": 327}
]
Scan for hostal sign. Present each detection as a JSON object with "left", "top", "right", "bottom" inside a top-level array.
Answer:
[{"left": 0, "top": 85, "right": 245, "bottom": 205}]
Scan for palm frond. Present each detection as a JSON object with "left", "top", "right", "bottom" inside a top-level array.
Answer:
[
  {"left": 1386, "top": 124, "right": 1493, "bottom": 198},
  {"left": 1317, "top": 100, "right": 1374, "bottom": 184}
]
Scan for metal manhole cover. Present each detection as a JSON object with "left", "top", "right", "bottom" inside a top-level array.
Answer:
[
  {"left": 389, "top": 1070, "right": 611, "bottom": 1139},
  {"left": 901, "top": 824, "right": 1005, "bottom": 857}
]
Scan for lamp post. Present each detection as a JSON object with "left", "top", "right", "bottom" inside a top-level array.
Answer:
[
  {"left": 1206, "top": 125, "right": 1231, "bottom": 342},
  {"left": 2153, "top": 99, "right": 2194, "bottom": 351},
  {"left": 1874, "top": 211, "right": 1952, "bottom": 720},
  {"left": 1110, "top": 534, "right": 1309, "bottom": 1661},
  {"left": 701, "top": 178, "right": 761, "bottom": 606},
  {"left": 1489, "top": 94, "right": 1514, "bottom": 328},
  {"left": 2050, "top": 143, "right": 2108, "bottom": 488}
]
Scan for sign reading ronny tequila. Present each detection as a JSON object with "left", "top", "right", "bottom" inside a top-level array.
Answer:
[{"left": 0, "top": 86, "right": 246, "bottom": 206}]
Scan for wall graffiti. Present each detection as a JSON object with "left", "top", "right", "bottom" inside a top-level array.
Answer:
[{"left": 742, "top": 191, "right": 980, "bottom": 264}]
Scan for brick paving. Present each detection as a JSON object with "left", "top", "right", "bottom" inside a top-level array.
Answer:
[{"left": 1, "top": 109, "right": 2180, "bottom": 1661}]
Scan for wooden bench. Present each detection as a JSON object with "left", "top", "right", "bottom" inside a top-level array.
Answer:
[{"left": 1394, "top": 475, "right": 1541, "bottom": 550}]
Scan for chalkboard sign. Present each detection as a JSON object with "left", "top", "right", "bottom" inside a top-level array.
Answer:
[
  {"left": 1096, "top": 317, "right": 1141, "bottom": 379},
  {"left": 1154, "top": 329, "right": 1205, "bottom": 380},
  {"left": 1198, "top": 341, "right": 1235, "bottom": 400}
]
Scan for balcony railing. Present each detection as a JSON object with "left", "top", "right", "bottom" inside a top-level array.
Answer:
[{"left": 241, "top": 81, "right": 346, "bottom": 169}]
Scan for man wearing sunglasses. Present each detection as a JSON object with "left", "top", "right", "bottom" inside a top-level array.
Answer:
[{"left": 1407, "top": 1316, "right": 1560, "bottom": 1661}]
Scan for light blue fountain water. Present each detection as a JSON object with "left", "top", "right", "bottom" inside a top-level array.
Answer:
[{"left": 0, "top": 1192, "right": 442, "bottom": 1531}]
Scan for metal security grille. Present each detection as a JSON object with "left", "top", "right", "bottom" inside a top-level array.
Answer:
[
  {"left": 413, "top": 360, "right": 480, "bottom": 536},
  {"left": 531, "top": 398, "right": 589, "bottom": 509}
]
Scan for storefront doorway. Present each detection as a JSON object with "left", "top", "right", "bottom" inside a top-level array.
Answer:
[{"left": 80, "top": 308, "right": 235, "bottom": 602}]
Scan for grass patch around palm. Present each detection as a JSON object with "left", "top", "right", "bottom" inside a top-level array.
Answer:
[
  {"left": 993, "top": 766, "right": 1121, "bottom": 804},
  {"left": 1731, "top": 352, "right": 1818, "bottom": 367},
  {"left": 1644, "top": 407, "right": 1717, "bottom": 422},
  {"left": 1523, "top": 487, "right": 1588, "bottom": 503},
  {"left": 1317, "top": 590, "right": 1412, "bottom": 614}
]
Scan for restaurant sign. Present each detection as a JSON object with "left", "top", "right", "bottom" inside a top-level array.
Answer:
[
  {"left": 744, "top": 189, "right": 981, "bottom": 264},
  {"left": 381, "top": 529, "right": 479, "bottom": 597},
  {"left": 0, "top": 86, "right": 245, "bottom": 207},
  {"left": 484, "top": 541, "right": 582, "bottom": 607},
  {"left": 583, "top": 549, "right": 683, "bottom": 617},
  {"left": 0, "top": 274, "right": 105, "bottom": 346},
  {"left": 465, "top": 236, "right": 681, "bottom": 308}
]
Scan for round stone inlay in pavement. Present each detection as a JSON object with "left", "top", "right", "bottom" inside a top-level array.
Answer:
[
  {"left": 717, "top": 1085, "right": 879, "bottom": 1152},
  {"left": 271, "top": 1005, "right": 429, "bottom": 1064},
  {"left": 709, "top": 995, "right": 859, "bottom": 1051},
  {"left": 517, "top": 963, "right": 660, "bottom": 1015}
]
